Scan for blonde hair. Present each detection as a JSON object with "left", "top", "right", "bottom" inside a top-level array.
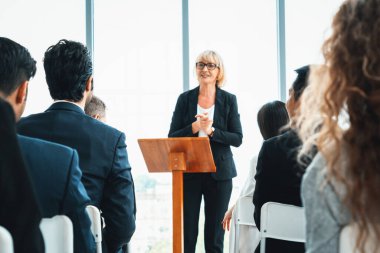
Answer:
[{"left": 196, "top": 50, "right": 225, "bottom": 87}]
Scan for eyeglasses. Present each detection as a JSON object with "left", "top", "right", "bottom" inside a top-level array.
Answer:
[{"left": 196, "top": 62, "right": 219, "bottom": 70}]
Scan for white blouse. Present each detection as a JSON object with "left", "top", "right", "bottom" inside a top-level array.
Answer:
[{"left": 197, "top": 104, "right": 215, "bottom": 137}]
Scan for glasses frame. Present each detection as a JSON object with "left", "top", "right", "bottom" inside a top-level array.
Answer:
[{"left": 196, "top": 62, "right": 220, "bottom": 70}]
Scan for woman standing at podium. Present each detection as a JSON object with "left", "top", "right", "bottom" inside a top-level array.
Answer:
[{"left": 169, "top": 50, "right": 243, "bottom": 253}]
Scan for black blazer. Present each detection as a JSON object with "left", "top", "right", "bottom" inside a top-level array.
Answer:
[
  {"left": 17, "top": 102, "right": 136, "bottom": 253},
  {"left": 168, "top": 86, "right": 243, "bottom": 180},
  {"left": 0, "top": 99, "right": 44, "bottom": 253},
  {"left": 253, "top": 130, "right": 305, "bottom": 253}
]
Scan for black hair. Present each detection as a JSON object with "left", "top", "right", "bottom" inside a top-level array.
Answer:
[
  {"left": 0, "top": 37, "right": 36, "bottom": 95},
  {"left": 292, "top": 65, "right": 310, "bottom": 102},
  {"left": 257, "top": 100, "right": 290, "bottom": 140},
  {"left": 43, "top": 39, "right": 92, "bottom": 102}
]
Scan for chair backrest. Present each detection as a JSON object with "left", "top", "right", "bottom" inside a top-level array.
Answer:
[
  {"left": 260, "top": 202, "right": 305, "bottom": 253},
  {"left": 236, "top": 196, "right": 255, "bottom": 226},
  {"left": 86, "top": 205, "right": 102, "bottom": 253},
  {"left": 40, "top": 215, "right": 73, "bottom": 253},
  {"left": 234, "top": 196, "right": 258, "bottom": 253},
  {"left": 0, "top": 226, "right": 14, "bottom": 253},
  {"left": 340, "top": 224, "right": 380, "bottom": 253}
]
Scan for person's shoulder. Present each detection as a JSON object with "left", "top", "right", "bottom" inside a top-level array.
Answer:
[
  {"left": 259, "top": 131, "right": 293, "bottom": 157},
  {"left": 90, "top": 116, "right": 123, "bottom": 134},
  {"left": 302, "top": 152, "right": 348, "bottom": 218},
  {"left": 84, "top": 116, "right": 126, "bottom": 143},
  {"left": 303, "top": 153, "right": 327, "bottom": 184},
  {"left": 266, "top": 130, "right": 300, "bottom": 147},
  {"left": 217, "top": 87, "right": 236, "bottom": 99},
  {"left": 18, "top": 134, "right": 74, "bottom": 156},
  {"left": 18, "top": 112, "right": 45, "bottom": 123},
  {"left": 218, "top": 87, "right": 234, "bottom": 96},
  {"left": 262, "top": 132, "right": 283, "bottom": 147},
  {"left": 179, "top": 86, "right": 198, "bottom": 98},
  {"left": 217, "top": 88, "right": 238, "bottom": 107}
]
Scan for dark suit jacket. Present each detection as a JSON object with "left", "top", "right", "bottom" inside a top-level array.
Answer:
[
  {"left": 168, "top": 86, "right": 243, "bottom": 180},
  {"left": 18, "top": 135, "right": 95, "bottom": 253},
  {"left": 17, "top": 102, "right": 136, "bottom": 253},
  {"left": 0, "top": 99, "right": 44, "bottom": 253},
  {"left": 253, "top": 130, "right": 305, "bottom": 253}
]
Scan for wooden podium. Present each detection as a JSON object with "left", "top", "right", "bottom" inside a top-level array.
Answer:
[{"left": 138, "top": 137, "right": 216, "bottom": 253}]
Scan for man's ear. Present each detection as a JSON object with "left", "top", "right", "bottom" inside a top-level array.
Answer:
[
  {"left": 85, "top": 76, "right": 93, "bottom": 92},
  {"left": 16, "top": 81, "right": 28, "bottom": 104}
]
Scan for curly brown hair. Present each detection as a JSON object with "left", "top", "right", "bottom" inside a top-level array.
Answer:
[{"left": 297, "top": 0, "right": 380, "bottom": 251}]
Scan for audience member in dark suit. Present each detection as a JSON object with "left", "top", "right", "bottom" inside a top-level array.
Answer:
[
  {"left": 0, "top": 99, "right": 44, "bottom": 253},
  {"left": 253, "top": 66, "right": 310, "bottom": 253},
  {"left": 17, "top": 39, "right": 136, "bottom": 253},
  {"left": 169, "top": 50, "right": 243, "bottom": 253},
  {"left": 0, "top": 37, "right": 95, "bottom": 253},
  {"left": 84, "top": 96, "right": 130, "bottom": 253}
]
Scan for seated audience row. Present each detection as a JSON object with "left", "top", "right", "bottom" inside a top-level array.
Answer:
[
  {"left": 0, "top": 37, "right": 136, "bottom": 253},
  {"left": 250, "top": 1, "right": 380, "bottom": 253},
  {"left": 296, "top": 0, "right": 380, "bottom": 252},
  {"left": 222, "top": 100, "right": 289, "bottom": 253},
  {"left": 252, "top": 66, "right": 311, "bottom": 253}
]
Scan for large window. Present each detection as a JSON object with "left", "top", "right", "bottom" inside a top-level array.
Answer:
[
  {"left": 95, "top": 0, "right": 278, "bottom": 251},
  {"left": 285, "top": 0, "right": 343, "bottom": 91},
  {"left": 0, "top": 0, "right": 85, "bottom": 115},
  {"left": 189, "top": 0, "right": 278, "bottom": 250},
  {"left": 94, "top": 1, "right": 182, "bottom": 251}
]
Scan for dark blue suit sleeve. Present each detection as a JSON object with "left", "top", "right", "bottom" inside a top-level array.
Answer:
[
  {"left": 101, "top": 133, "right": 136, "bottom": 253},
  {"left": 168, "top": 94, "right": 196, "bottom": 137},
  {"left": 211, "top": 95, "right": 243, "bottom": 147},
  {"left": 61, "top": 150, "right": 96, "bottom": 253},
  {"left": 0, "top": 101, "right": 44, "bottom": 253}
]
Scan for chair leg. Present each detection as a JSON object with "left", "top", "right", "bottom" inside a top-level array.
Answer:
[
  {"left": 234, "top": 224, "right": 239, "bottom": 253},
  {"left": 260, "top": 238, "right": 266, "bottom": 253}
]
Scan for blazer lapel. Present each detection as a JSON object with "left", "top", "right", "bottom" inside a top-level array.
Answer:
[
  {"left": 213, "top": 87, "right": 225, "bottom": 128},
  {"left": 188, "top": 86, "right": 199, "bottom": 122}
]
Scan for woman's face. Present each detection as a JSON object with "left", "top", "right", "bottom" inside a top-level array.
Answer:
[{"left": 196, "top": 60, "right": 219, "bottom": 86}]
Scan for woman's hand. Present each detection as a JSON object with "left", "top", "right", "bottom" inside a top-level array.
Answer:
[
  {"left": 192, "top": 120, "right": 201, "bottom": 134},
  {"left": 195, "top": 113, "right": 213, "bottom": 135},
  {"left": 222, "top": 205, "right": 235, "bottom": 231}
]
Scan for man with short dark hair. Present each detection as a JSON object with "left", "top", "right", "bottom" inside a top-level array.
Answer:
[
  {"left": 0, "top": 37, "right": 95, "bottom": 253},
  {"left": 18, "top": 39, "right": 136, "bottom": 253}
]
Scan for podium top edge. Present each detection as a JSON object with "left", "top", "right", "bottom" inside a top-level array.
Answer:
[{"left": 138, "top": 137, "right": 209, "bottom": 142}]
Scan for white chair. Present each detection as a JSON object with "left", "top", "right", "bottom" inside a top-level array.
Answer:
[
  {"left": 234, "top": 196, "right": 257, "bottom": 253},
  {"left": 0, "top": 226, "right": 14, "bottom": 253},
  {"left": 260, "top": 202, "right": 306, "bottom": 253},
  {"left": 86, "top": 205, "right": 102, "bottom": 253},
  {"left": 340, "top": 224, "right": 380, "bottom": 253},
  {"left": 40, "top": 215, "right": 73, "bottom": 253}
]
